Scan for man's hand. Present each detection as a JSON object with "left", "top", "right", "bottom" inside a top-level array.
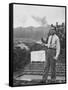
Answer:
[
  {"left": 41, "top": 43, "right": 45, "bottom": 46},
  {"left": 53, "top": 56, "right": 58, "bottom": 60},
  {"left": 41, "top": 43, "right": 48, "bottom": 47}
]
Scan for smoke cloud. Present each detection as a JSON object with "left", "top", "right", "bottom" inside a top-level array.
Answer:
[{"left": 32, "top": 16, "right": 47, "bottom": 26}]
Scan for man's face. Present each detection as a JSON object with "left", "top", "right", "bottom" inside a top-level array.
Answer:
[{"left": 50, "top": 29, "right": 55, "bottom": 35}]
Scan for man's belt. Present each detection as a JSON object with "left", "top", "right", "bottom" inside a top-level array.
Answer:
[{"left": 48, "top": 47, "right": 56, "bottom": 50}]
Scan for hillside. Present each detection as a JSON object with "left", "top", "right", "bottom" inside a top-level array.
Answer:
[{"left": 14, "top": 25, "right": 51, "bottom": 41}]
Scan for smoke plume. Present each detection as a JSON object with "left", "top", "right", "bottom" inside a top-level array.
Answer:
[{"left": 32, "top": 16, "right": 47, "bottom": 26}]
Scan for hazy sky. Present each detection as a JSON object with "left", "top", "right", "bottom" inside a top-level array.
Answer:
[{"left": 13, "top": 4, "right": 65, "bottom": 28}]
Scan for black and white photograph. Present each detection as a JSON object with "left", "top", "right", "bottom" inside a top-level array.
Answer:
[{"left": 9, "top": 3, "right": 66, "bottom": 87}]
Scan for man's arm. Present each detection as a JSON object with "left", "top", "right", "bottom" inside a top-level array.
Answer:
[
  {"left": 54, "top": 38, "right": 60, "bottom": 60},
  {"left": 41, "top": 36, "right": 51, "bottom": 47},
  {"left": 41, "top": 37, "right": 46, "bottom": 43}
]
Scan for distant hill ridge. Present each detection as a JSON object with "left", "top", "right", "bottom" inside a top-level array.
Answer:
[{"left": 14, "top": 25, "right": 51, "bottom": 41}]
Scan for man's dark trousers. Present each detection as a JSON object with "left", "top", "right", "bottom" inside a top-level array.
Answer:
[{"left": 43, "top": 48, "right": 56, "bottom": 81}]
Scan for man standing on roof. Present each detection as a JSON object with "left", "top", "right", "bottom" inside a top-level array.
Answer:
[{"left": 41, "top": 27, "right": 60, "bottom": 83}]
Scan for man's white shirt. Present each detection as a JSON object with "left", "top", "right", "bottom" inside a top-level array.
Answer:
[{"left": 46, "top": 34, "right": 60, "bottom": 58}]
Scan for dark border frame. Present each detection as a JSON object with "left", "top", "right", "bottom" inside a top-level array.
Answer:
[{"left": 9, "top": 3, "right": 67, "bottom": 87}]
